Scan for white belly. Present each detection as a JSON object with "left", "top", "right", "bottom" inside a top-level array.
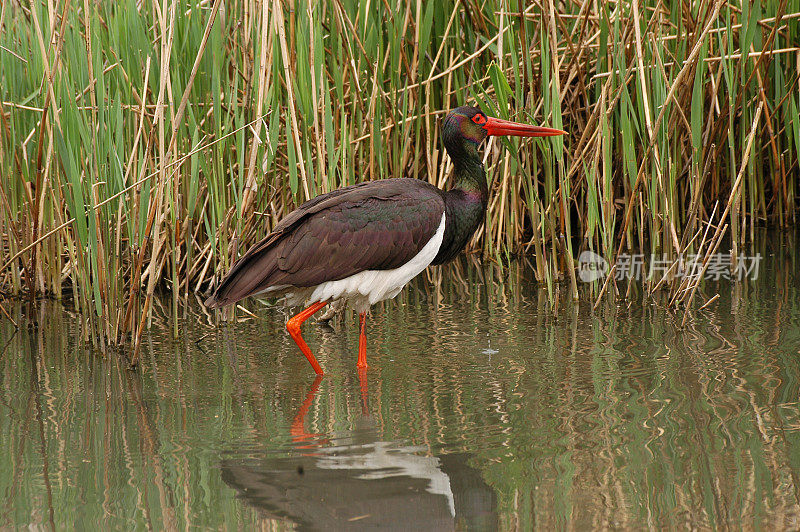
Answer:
[{"left": 285, "top": 213, "right": 446, "bottom": 313}]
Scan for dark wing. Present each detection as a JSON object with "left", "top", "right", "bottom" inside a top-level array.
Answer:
[{"left": 205, "top": 179, "right": 445, "bottom": 308}]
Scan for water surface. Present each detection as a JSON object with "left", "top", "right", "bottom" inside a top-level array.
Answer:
[{"left": 2, "top": 235, "right": 800, "bottom": 529}]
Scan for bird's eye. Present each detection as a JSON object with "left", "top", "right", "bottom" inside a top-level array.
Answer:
[{"left": 472, "top": 114, "right": 487, "bottom": 125}]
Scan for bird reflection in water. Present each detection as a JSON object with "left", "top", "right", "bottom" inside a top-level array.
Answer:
[{"left": 221, "top": 372, "right": 498, "bottom": 530}]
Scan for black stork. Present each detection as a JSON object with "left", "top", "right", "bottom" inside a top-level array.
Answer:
[{"left": 204, "top": 106, "right": 565, "bottom": 374}]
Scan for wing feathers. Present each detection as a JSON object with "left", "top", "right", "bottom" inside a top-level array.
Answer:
[{"left": 205, "top": 179, "right": 445, "bottom": 308}]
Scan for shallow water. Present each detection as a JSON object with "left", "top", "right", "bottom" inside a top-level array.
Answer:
[{"left": 2, "top": 235, "right": 800, "bottom": 530}]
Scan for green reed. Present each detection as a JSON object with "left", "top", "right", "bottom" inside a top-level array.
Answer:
[{"left": 1, "top": 0, "right": 798, "bottom": 350}]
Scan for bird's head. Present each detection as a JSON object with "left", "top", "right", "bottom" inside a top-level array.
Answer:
[{"left": 442, "top": 105, "right": 565, "bottom": 164}]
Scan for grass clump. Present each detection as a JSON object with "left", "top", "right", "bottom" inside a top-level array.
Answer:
[{"left": 0, "top": 0, "right": 798, "bottom": 350}]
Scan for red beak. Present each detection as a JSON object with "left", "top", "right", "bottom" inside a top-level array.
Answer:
[{"left": 483, "top": 116, "right": 566, "bottom": 137}]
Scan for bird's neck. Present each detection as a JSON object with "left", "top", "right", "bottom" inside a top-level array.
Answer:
[
  {"left": 431, "top": 154, "right": 489, "bottom": 265},
  {"left": 451, "top": 155, "right": 488, "bottom": 203}
]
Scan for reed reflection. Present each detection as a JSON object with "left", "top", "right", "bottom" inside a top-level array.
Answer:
[{"left": 1, "top": 241, "right": 799, "bottom": 529}]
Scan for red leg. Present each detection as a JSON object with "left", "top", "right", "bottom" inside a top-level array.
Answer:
[
  {"left": 286, "top": 301, "right": 328, "bottom": 375},
  {"left": 290, "top": 375, "right": 323, "bottom": 443},
  {"left": 358, "top": 367, "right": 369, "bottom": 416},
  {"left": 357, "top": 312, "right": 368, "bottom": 369}
]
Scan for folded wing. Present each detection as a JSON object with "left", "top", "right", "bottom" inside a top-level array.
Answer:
[{"left": 205, "top": 179, "right": 446, "bottom": 308}]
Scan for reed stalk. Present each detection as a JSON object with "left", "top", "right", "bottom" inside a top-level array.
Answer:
[{"left": 0, "top": 0, "right": 797, "bottom": 352}]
